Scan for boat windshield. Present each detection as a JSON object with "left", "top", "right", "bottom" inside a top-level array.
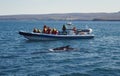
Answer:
[{"left": 65, "top": 22, "right": 76, "bottom": 30}]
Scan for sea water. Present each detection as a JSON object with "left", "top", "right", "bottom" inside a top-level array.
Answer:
[{"left": 0, "top": 20, "right": 120, "bottom": 76}]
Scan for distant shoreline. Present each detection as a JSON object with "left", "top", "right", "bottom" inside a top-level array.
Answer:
[
  {"left": 0, "top": 19, "right": 120, "bottom": 21},
  {"left": 0, "top": 12, "right": 120, "bottom": 21}
]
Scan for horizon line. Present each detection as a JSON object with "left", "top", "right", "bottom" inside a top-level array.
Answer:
[{"left": 0, "top": 11, "right": 120, "bottom": 16}]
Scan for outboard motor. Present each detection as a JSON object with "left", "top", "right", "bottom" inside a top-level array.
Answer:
[{"left": 88, "top": 28, "right": 93, "bottom": 33}]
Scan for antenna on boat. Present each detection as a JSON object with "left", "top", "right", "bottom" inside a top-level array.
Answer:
[
  {"left": 66, "top": 16, "right": 72, "bottom": 23},
  {"left": 67, "top": 22, "right": 72, "bottom": 25}
]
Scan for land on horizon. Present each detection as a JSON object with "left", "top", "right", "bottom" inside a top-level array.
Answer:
[{"left": 0, "top": 11, "right": 120, "bottom": 21}]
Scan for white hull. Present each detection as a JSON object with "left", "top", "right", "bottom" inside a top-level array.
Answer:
[{"left": 19, "top": 31, "right": 95, "bottom": 40}]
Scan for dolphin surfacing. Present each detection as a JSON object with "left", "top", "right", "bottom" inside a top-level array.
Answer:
[{"left": 49, "top": 45, "right": 75, "bottom": 52}]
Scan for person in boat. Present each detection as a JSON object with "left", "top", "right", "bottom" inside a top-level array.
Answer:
[
  {"left": 33, "top": 28, "right": 41, "bottom": 33},
  {"left": 43, "top": 25, "right": 48, "bottom": 33},
  {"left": 33, "top": 28, "right": 38, "bottom": 33},
  {"left": 51, "top": 28, "right": 58, "bottom": 34},
  {"left": 33, "top": 28, "right": 37, "bottom": 33},
  {"left": 62, "top": 25, "right": 67, "bottom": 35},
  {"left": 37, "top": 29, "right": 41, "bottom": 33},
  {"left": 47, "top": 27, "right": 51, "bottom": 34},
  {"left": 73, "top": 27, "right": 77, "bottom": 34},
  {"left": 51, "top": 28, "right": 55, "bottom": 34},
  {"left": 54, "top": 29, "right": 58, "bottom": 34}
]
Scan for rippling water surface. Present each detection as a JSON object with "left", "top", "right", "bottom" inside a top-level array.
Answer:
[{"left": 0, "top": 20, "right": 120, "bottom": 76}]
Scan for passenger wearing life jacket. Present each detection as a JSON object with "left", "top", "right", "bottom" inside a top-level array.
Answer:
[
  {"left": 54, "top": 29, "right": 58, "bottom": 35},
  {"left": 47, "top": 27, "right": 51, "bottom": 34},
  {"left": 43, "top": 25, "right": 47, "bottom": 33},
  {"left": 51, "top": 28, "right": 55, "bottom": 34},
  {"left": 33, "top": 28, "right": 38, "bottom": 33},
  {"left": 51, "top": 28, "right": 57, "bottom": 34},
  {"left": 37, "top": 29, "right": 41, "bottom": 33},
  {"left": 73, "top": 27, "right": 77, "bottom": 34},
  {"left": 56, "top": 30, "right": 58, "bottom": 34}
]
